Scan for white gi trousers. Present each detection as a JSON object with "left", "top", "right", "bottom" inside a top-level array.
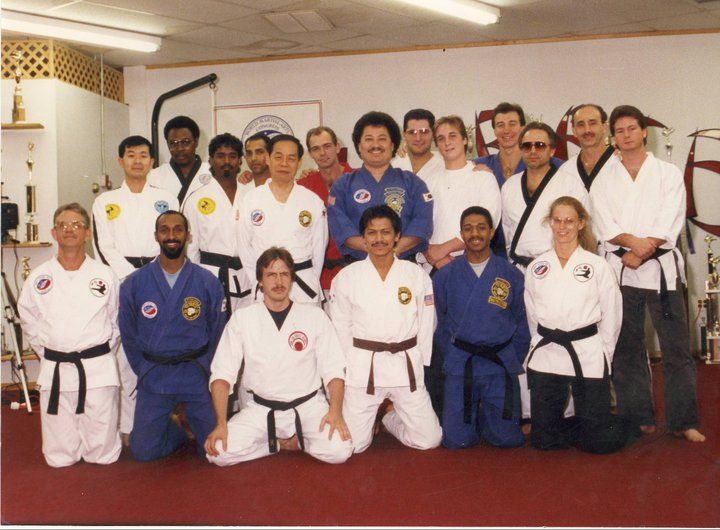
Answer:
[
  {"left": 208, "top": 393, "right": 353, "bottom": 465},
  {"left": 343, "top": 386, "right": 442, "bottom": 453},
  {"left": 116, "top": 344, "right": 136, "bottom": 434},
  {"left": 40, "top": 386, "right": 121, "bottom": 468}
]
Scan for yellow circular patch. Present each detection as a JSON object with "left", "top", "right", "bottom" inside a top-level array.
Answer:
[
  {"left": 398, "top": 286, "right": 412, "bottom": 305},
  {"left": 105, "top": 203, "right": 121, "bottom": 220},
  {"left": 298, "top": 210, "right": 312, "bottom": 227},
  {"left": 198, "top": 197, "right": 216, "bottom": 215},
  {"left": 182, "top": 297, "right": 201, "bottom": 321}
]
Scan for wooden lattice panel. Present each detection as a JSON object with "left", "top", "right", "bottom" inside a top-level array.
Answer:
[{"left": 2, "top": 39, "right": 123, "bottom": 103}]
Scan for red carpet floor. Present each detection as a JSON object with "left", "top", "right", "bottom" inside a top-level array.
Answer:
[{"left": 2, "top": 362, "right": 718, "bottom": 527}]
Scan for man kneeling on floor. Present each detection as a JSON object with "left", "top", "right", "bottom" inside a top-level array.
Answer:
[{"left": 205, "top": 247, "right": 353, "bottom": 465}]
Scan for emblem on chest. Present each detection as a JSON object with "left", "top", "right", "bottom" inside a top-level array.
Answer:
[
  {"left": 298, "top": 210, "right": 312, "bottom": 227},
  {"left": 34, "top": 275, "right": 53, "bottom": 294},
  {"left": 89, "top": 278, "right": 108, "bottom": 297},
  {"left": 182, "top": 297, "right": 201, "bottom": 321},
  {"left": 573, "top": 263, "right": 594, "bottom": 282},
  {"left": 198, "top": 197, "right": 216, "bottom": 215},
  {"left": 105, "top": 203, "right": 121, "bottom": 220},
  {"left": 384, "top": 187, "right": 406, "bottom": 214},
  {"left": 398, "top": 286, "right": 412, "bottom": 305},
  {"left": 531, "top": 261, "right": 550, "bottom": 279},
  {"left": 288, "top": 331, "right": 308, "bottom": 351},
  {"left": 488, "top": 277, "right": 510, "bottom": 309}
]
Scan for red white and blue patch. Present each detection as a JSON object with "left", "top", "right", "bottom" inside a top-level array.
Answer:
[
  {"left": 531, "top": 261, "right": 550, "bottom": 279},
  {"left": 353, "top": 189, "right": 371, "bottom": 204},
  {"left": 154, "top": 200, "right": 170, "bottom": 214},
  {"left": 422, "top": 192, "right": 433, "bottom": 202},
  {"left": 424, "top": 294, "right": 434, "bottom": 306},
  {"left": 251, "top": 209, "right": 265, "bottom": 226},
  {"left": 34, "top": 275, "right": 53, "bottom": 294},
  {"left": 141, "top": 301, "right": 158, "bottom": 319},
  {"left": 288, "top": 331, "right": 308, "bottom": 351}
]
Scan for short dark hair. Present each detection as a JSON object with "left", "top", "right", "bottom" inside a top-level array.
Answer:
[
  {"left": 433, "top": 115, "right": 469, "bottom": 153},
  {"left": 571, "top": 104, "right": 608, "bottom": 125},
  {"left": 245, "top": 133, "right": 271, "bottom": 152},
  {"left": 609, "top": 105, "right": 648, "bottom": 136},
  {"left": 460, "top": 206, "right": 493, "bottom": 229},
  {"left": 256, "top": 246, "right": 295, "bottom": 283},
  {"left": 403, "top": 108, "right": 435, "bottom": 131},
  {"left": 519, "top": 121, "right": 557, "bottom": 148},
  {"left": 305, "top": 126, "right": 338, "bottom": 150},
  {"left": 359, "top": 205, "right": 402, "bottom": 235},
  {"left": 208, "top": 132, "right": 243, "bottom": 158},
  {"left": 118, "top": 135, "right": 153, "bottom": 157},
  {"left": 155, "top": 210, "right": 188, "bottom": 232},
  {"left": 491, "top": 102, "right": 526, "bottom": 128},
  {"left": 163, "top": 116, "right": 200, "bottom": 140},
  {"left": 352, "top": 111, "right": 402, "bottom": 157},
  {"left": 53, "top": 202, "right": 90, "bottom": 227},
  {"left": 269, "top": 134, "right": 304, "bottom": 159}
]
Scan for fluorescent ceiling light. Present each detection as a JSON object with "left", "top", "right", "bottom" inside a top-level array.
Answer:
[
  {"left": 393, "top": 0, "right": 500, "bottom": 25},
  {"left": 1, "top": 10, "right": 162, "bottom": 52}
]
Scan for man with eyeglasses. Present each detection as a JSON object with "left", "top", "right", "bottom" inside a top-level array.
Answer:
[
  {"left": 148, "top": 116, "right": 211, "bottom": 208},
  {"left": 19, "top": 203, "right": 122, "bottom": 467},
  {"left": 93, "top": 135, "right": 179, "bottom": 445},
  {"left": 392, "top": 109, "right": 445, "bottom": 182}
]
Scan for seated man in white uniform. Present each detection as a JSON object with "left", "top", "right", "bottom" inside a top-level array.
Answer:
[
  {"left": 205, "top": 247, "right": 353, "bottom": 465},
  {"left": 19, "top": 203, "right": 121, "bottom": 467},
  {"left": 329, "top": 205, "right": 442, "bottom": 453}
]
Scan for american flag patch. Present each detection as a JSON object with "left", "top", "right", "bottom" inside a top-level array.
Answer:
[
  {"left": 424, "top": 294, "right": 434, "bottom": 306},
  {"left": 422, "top": 192, "right": 433, "bottom": 202}
]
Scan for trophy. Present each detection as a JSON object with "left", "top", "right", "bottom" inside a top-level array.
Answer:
[
  {"left": 25, "top": 142, "right": 38, "bottom": 242},
  {"left": 661, "top": 127, "right": 674, "bottom": 159},
  {"left": 705, "top": 235, "right": 719, "bottom": 292},
  {"left": 10, "top": 50, "right": 26, "bottom": 124},
  {"left": 21, "top": 257, "right": 31, "bottom": 281}
]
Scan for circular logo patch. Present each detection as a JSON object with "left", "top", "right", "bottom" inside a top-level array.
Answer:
[
  {"left": 398, "top": 286, "right": 412, "bottom": 305},
  {"left": 199, "top": 173, "right": 211, "bottom": 185},
  {"left": 141, "top": 301, "right": 158, "bottom": 319},
  {"left": 353, "top": 189, "right": 371, "bottom": 204},
  {"left": 298, "top": 210, "right": 312, "bottom": 227},
  {"left": 89, "top": 278, "right": 108, "bottom": 297},
  {"left": 573, "top": 263, "right": 594, "bottom": 282},
  {"left": 34, "top": 275, "right": 53, "bottom": 294},
  {"left": 251, "top": 209, "right": 265, "bottom": 226},
  {"left": 241, "top": 115, "right": 293, "bottom": 143},
  {"left": 154, "top": 200, "right": 170, "bottom": 214},
  {"left": 198, "top": 197, "right": 216, "bottom": 215},
  {"left": 182, "top": 297, "right": 201, "bottom": 321},
  {"left": 105, "top": 203, "right": 121, "bottom": 220},
  {"left": 288, "top": 331, "right": 309, "bottom": 351},
  {"left": 531, "top": 261, "right": 550, "bottom": 279}
]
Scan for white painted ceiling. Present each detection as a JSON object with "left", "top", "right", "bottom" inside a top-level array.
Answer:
[{"left": 2, "top": 0, "right": 720, "bottom": 68}]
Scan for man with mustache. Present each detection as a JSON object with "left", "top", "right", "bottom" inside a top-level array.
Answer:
[{"left": 119, "top": 210, "right": 225, "bottom": 461}]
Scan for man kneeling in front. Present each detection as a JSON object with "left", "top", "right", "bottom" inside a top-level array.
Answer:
[{"left": 205, "top": 247, "right": 353, "bottom": 464}]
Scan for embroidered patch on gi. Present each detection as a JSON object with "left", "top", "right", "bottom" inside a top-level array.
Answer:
[
  {"left": 384, "top": 187, "right": 406, "bottom": 214},
  {"left": 182, "top": 297, "right": 201, "bottom": 321},
  {"left": 199, "top": 173, "right": 211, "bottom": 185},
  {"left": 398, "top": 286, "right": 412, "bottom": 305},
  {"left": 154, "top": 200, "right": 170, "bottom": 214},
  {"left": 141, "top": 301, "right": 158, "bottom": 319},
  {"left": 328, "top": 195, "right": 336, "bottom": 206},
  {"left": 488, "top": 277, "right": 510, "bottom": 309},
  {"left": 198, "top": 197, "right": 216, "bottom": 215},
  {"left": 422, "top": 192, "right": 433, "bottom": 202},
  {"left": 573, "top": 263, "right": 594, "bottom": 282},
  {"left": 531, "top": 261, "right": 550, "bottom": 279},
  {"left": 105, "top": 203, "right": 121, "bottom": 220},
  {"left": 34, "top": 275, "right": 52, "bottom": 294},
  {"left": 353, "top": 189, "right": 371, "bottom": 204},
  {"left": 251, "top": 209, "right": 265, "bottom": 226},
  {"left": 298, "top": 210, "right": 312, "bottom": 227},
  {"left": 424, "top": 294, "right": 434, "bottom": 306},
  {"left": 89, "top": 278, "right": 108, "bottom": 297},
  {"left": 221, "top": 299, "right": 227, "bottom": 314},
  {"left": 288, "top": 331, "right": 309, "bottom": 351}
]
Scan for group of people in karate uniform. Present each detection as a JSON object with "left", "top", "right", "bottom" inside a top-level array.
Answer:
[{"left": 17, "top": 101, "right": 705, "bottom": 469}]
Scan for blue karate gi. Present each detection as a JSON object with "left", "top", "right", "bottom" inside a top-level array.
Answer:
[
  {"left": 433, "top": 253, "right": 530, "bottom": 448},
  {"left": 328, "top": 165, "right": 433, "bottom": 261},
  {"left": 119, "top": 259, "right": 225, "bottom": 461}
]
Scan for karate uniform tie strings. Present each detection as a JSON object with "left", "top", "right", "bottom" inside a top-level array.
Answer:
[{"left": 252, "top": 389, "right": 318, "bottom": 454}]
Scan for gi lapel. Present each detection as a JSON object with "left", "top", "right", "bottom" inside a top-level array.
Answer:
[
  {"left": 576, "top": 145, "right": 615, "bottom": 191},
  {"left": 170, "top": 155, "right": 202, "bottom": 205}
]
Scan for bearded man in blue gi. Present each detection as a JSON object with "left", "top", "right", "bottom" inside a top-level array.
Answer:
[
  {"left": 433, "top": 206, "right": 530, "bottom": 448},
  {"left": 119, "top": 210, "right": 225, "bottom": 461}
]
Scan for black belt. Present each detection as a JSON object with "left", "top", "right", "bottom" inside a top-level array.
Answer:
[
  {"left": 44, "top": 341, "right": 111, "bottom": 415},
  {"left": 125, "top": 256, "right": 154, "bottom": 268},
  {"left": 509, "top": 251, "right": 533, "bottom": 268},
  {"left": 252, "top": 389, "right": 318, "bottom": 454},
  {"left": 353, "top": 336, "right": 418, "bottom": 395},
  {"left": 451, "top": 337, "right": 514, "bottom": 423},
  {"left": 137, "top": 344, "right": 209, "bottom": 391},
  {"left": 200, "top": 250, "right": 251, "bottom": 315},
  {"left": 323, "top": 257, "right": 346, "bottom": 270},
  {"left": 292, "top": 259, "right": 317, "bottom": 300},
  {"left": 611, "top": 247, "right": 672, "bottom": 320}
]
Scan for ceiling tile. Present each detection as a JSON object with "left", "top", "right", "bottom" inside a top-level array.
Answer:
[
  {"left": 92, "top": 0, "right": 258, "bottom": 25},
  {"left": 326, "top": 33, "right": 414, "bottom": 51},
  {"left": 570, "top": 21, "right": 655, "bottom": 36},
  {"left": 172, "top": 26, "right": 269, "bottom": 48},
  {"left": 642, "top": 10, "right": 720, "bottom": 30}
]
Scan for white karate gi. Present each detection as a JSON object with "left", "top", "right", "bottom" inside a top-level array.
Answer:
[
  {"left": 392, "top": 151, "right": 446, "bottom": 184},
  {"left": 524, "top": 247, "right": 622, "bottom": 378},
  {"left": 329, "top": 257, "right": 442, "bottom": 452},
  {"left": 18, "top": 256, "right": 121, "bottom": 467},
  {"left": 207, "top": 302, "right": 353, "bottom": 465},
  {"left": 237, "top": 183, "right": 328, "bottom": 304},
  {"left": 147, "top": 160, "right": 211, "bottom": 209},
  {"left": 92, "top": 180, "right": 178, "bottom": 433}
]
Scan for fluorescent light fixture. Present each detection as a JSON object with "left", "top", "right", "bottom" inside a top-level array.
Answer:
[
  {"left": 393, "top": 0, "right": 500, "bottom": 25},
  {"left": 1, "top": 10, "right": 162, "bottom": 52}
]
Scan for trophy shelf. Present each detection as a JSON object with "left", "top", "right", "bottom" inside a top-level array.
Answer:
[
  {"left": 1, "top": 123, "right": 44, "bottom": 130},
  {"left": 2, "top": 242, "right": 51, "bottom": 249},
  {"left": 1, "top": 349, "right": 38, "bottom": 363}
]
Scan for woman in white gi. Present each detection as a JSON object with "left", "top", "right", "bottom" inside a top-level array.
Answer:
[{"left": 524, "top": 196, "right": 629, "bottom": 453}]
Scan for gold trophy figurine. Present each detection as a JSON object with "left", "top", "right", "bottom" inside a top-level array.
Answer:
[
  {"left": 10, "top": 50, "right": 26, "bottom": 124},
  {"left": 25, "top": 142, "right": 39, "bottom": 242},
  {"left": 21, "top": 257, "right": 31, "bottom": 281},
  {"left": 705, "top": 235, "right": 719, "bottom": 291}
]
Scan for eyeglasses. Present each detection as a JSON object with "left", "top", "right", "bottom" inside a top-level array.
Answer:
[
  {"left": 405, "top": 128, "right": 432, "bottom": 136},
  {"left": 168, "top": 138, "right": 194, "bottom": 149},
  {"left": 550, "top": 217, "right": 578, "bottom": 228},
  {"left": 520, "top": 141, "right": 549, "bottom": 152},
  {"left": 54, "top": 221, "right": 86, "bottom": 231}
]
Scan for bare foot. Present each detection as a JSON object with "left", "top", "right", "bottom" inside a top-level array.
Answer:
[
  {"left": 279, "top": 434, "right": 300, "bottom": 451},
  {"left": 121, "top": 433, "right": 130, "bottom": 447},
  {"left": 374, "top": 400, "right": 394, "bottom": 435},
  {"left": 673, "top": 428, "right": 706, "bottom": 442},
  {"left": 639, "top": 425, "right": 656, "bottom": 435},
  {"left": 170, "top": 411, "right": 195, "bottom": 440}
]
